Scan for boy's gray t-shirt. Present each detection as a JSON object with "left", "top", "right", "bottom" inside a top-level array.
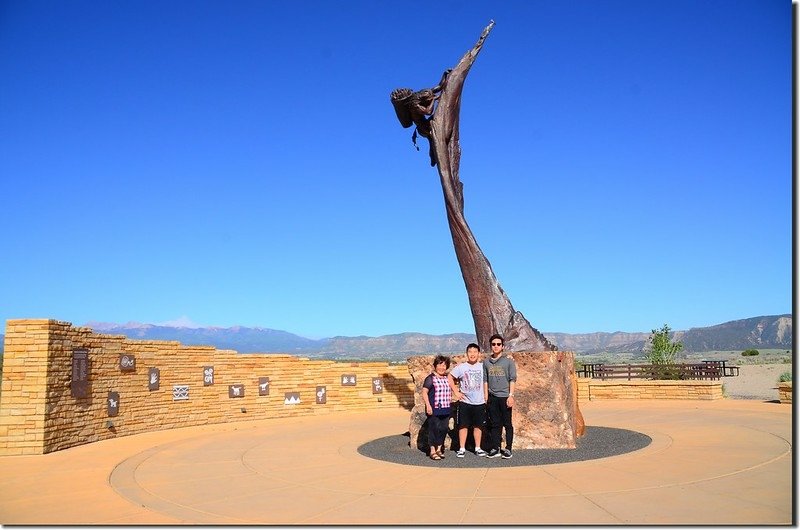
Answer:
[
  {"left": 449, "top": 361, "right": 485, "bottom": 405},
  {"left": 483, "top": 354, "right": 517, "bottom": 397}
]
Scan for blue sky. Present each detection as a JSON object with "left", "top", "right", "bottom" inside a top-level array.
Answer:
[{"left": 0, "top": 0, "right": 792, "bottom": 339}]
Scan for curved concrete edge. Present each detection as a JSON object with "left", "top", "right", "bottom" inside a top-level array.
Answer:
[{"left": 0, "top": 401, "right": 792, "bottom": 525}]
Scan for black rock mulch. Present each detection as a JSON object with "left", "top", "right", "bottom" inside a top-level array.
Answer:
[{"left": 356, "top": 426, "right": 652, "bottom": 468}]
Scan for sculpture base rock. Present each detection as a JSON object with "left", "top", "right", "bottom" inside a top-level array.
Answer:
[{"left": 408, "top": 351, "right": 584, "bottom": 451}]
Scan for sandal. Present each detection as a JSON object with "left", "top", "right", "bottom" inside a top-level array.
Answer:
[
  {"left": 437, "top": 450, "right": 446, "bottom": 459},
  {"left": 430, "top": 453, "right": 442, "bottom": 460}
]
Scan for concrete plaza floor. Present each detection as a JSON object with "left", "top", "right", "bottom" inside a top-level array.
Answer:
[{"left": 0, "top": 399, "right": 793, "bottom": 525}]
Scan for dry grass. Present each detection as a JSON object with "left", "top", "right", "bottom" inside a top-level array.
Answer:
[{"left": 721, "top": 363, "right": 792, "bottom": 400}]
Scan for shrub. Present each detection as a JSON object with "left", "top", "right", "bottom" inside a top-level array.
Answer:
[
  {"left": 778, "top": 372, "right": 792, "bottom": 383},
  {"left": 741, "top": 349, "right": 760, "bottom": 357},
  {"left": 650, "top": 364, "right": 683, "bottom": 380},
  {"left": 645, "top": 324, "right": 683, "bottom": 366}
]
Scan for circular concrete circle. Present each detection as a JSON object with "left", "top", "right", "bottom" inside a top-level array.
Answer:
[{"left": 357, "top": 426, "right": 652, "bottom": 467}]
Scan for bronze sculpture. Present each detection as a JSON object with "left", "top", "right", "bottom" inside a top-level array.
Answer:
[
  {"left": 390, "top": 69, "right": 450, "bottom": 166},
  {"left": 390, "top": 21, "right": 556, "bottom": 354}
]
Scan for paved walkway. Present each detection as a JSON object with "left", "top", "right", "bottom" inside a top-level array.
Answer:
[{"left": 0, "top": 399, "right": 792, "bottom": 525}]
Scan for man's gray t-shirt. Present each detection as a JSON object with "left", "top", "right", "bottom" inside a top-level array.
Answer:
[
  {"left": 449, "top": 361, "right": 485, "bottom": 405},
  {"left": 483, "top": 354, "right": 517, "bottom": 397}
]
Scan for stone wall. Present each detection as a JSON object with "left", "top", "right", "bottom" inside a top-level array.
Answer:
[
  {"left": 0, "top": 319, "right": 728, "bottom": 456},
  {"left": 579, "top": 378, "right": 723, "bottom": 400},
  {"left": 0, "top": 319, "right": 415, "bottom": 455},
  {"left": 778, "top": 382, "right": 792, "bottom": 404}
]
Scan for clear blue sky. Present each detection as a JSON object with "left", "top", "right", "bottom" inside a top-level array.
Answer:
[{"left": 0, "top": 0, "right": 792, "bottom": 339}]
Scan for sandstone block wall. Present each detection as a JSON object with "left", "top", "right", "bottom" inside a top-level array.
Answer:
[
  {"left": 580, "top": 379, "right": 723, "bottom": 400},
  {"left": 0, "top": 319, "right": 415, "bottom": 455},
  {"left": 778, "top": 382, "right": 792, "bottom": 404},
  {"left": 576, "top": 377, "right": 591, "bottom": 402}
]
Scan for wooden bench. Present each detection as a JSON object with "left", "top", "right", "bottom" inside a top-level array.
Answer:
[
  {"left": 576, "top": 363, "right": 604, "bottom": 378},
  {"left": 701, "top": 360, "right": 740, "bottom": 377}
]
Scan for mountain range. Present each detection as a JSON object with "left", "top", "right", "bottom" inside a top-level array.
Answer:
[{"left": 0, "top": 314, "right": 791, "bottom": 360}]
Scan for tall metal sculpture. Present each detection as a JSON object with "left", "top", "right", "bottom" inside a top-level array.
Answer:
[{"left": 391, "top": 21, "right": 556, "bottom": 353}]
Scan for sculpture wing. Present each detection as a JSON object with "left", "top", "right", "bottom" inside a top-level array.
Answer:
[{"left": 390, "top": 88, "right": 414, "bottom": 128}]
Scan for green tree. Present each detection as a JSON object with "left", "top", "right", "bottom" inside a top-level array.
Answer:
[
  {"left": 646, "top": 324, "right": 683, "bottom": 365},
  {"left": 741, "top": 349, "right": 760, "bottom": 357}
]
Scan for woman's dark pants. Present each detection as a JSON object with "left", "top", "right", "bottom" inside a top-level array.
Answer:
[{"left": 428, "top": 414, "right": 450, "bottom": 448}]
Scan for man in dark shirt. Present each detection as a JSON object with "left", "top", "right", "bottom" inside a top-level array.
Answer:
[{"left": 483, "top": 334, "right": 516, "bottom": 459}]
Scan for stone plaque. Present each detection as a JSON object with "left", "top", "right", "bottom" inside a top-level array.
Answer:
[
  {"left": 258, "top": 377, "right": 270, "bottom": 396},
  {"left": 203, "top": 366, "right": 214, "bottom": 386},
  {"left": 316, "top": 386, "right": 327, "bottom": 404},
  {"left": 228, "top": 384, "right": 245, "bottom": 398},
  {"left": 284, "top": 392, "right": 300, "bottom": 405},
  {"left": 148, "top": 367, "right": 160, "bottom": 391},
  {"left": 71, "top": 348, "right": 89, "bottom": 399},
  {"left": 173, "top": 385, "right": 189, "bottom": 401},
  {"left": 107, "top": 391, "right": 120, "bottom": 416},
  {"left": 372, "top": 378, "right": 384, "bottom": 394},
  {"left": 119, "top": 354, "right": 136, "bottom": 372},
  {"left": 341, "top": 374, "right": 357, "bottom": 386}
]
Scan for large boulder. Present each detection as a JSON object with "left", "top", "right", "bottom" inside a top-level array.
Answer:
[
  {"left": 511, "top": 350, "right": 584, "bottom": 448},
  {"left": 407, "top": 351, "right": 584, "bottom": 450}
]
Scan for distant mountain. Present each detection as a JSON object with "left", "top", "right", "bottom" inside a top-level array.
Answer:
[
  {"left": 548, "top": 315, "right": 793, "bottom": 356},
  {"left": 319, "top": 333, "right": 476, "bottom": 359},
  {"left": 0, "top": 315, "right": 791, "bottom": 360},
  {"left": 676, "top": 314, "right": 792, "bottom": 352},
  {"left": 544, "top": 331, "right": 652, "bottom": 355},
  {"left": 85, "top": 321, "right": 328, "bottom": 353}
]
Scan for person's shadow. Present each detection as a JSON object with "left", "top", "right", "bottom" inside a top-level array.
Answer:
[{"left": 380, "top": 372, "right": 415, "bottom": 411}]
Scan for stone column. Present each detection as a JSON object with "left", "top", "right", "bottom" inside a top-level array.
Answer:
[{"left": 0, "top": 320, "right": 53, "bottom": 455}]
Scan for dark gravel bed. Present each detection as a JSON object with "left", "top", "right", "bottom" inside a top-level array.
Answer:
[{"left": 357, "top": 426, "right": 652, "bottom": 468}]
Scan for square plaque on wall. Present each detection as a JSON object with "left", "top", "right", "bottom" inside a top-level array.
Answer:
[
  {"left": 173, "top": 385, "right": 189, "bottom": 401},
  {"left": 71, "top": 348, "right": 89, "bottom": 399},
  {"left": 120, "top": 354, "right": 136, "bottom": 372},
  {"left": 284, "top": 392, "right": 300, "bottom": 405},
  {"left": 148, "top": 367, "right": 160, "bottom": 391},
  {"left": 316, "top": 386, "right": 327, "bottom": 404},
  {"left": 203, "top": 366, "right": 214, "bottom": 386},
  {"left": 341, "top": 374, "right": 356, "bottom": 386},
  {"left": 228, "top": 384, "right": 245, "bottom": 398},
  {"left": 258, "top": 377, "right": 270, "bottom": 396},
  {"left": 372, "top": 378, "right": 384, "bottom": 394},
  {"left": 107, "top": 391, "right": 120, "bottom": 416}
]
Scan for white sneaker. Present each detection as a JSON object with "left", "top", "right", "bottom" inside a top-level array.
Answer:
[
  {"left": 475, "top": 448, "right": 488, "bottom": 457},
  {"left": 456, "top": 448, "right": 466, "bottom": 458}
]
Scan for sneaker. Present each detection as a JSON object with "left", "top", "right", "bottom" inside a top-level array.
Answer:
[
  {"left": 500, "top": 448, "right": 513, "bottom": 459},
  {"left": 456, "top": 448, "right": 466, "bottom": 458},
  {"left": 474, "top": 448, "right": 488, "bottom": 457},
  {"left": 485, "top": 448, "right": 500, "bottom": 458}
]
